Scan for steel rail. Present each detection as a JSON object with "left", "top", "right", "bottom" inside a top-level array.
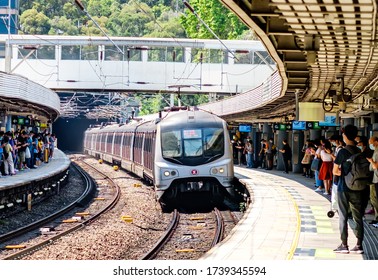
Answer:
[
  {"left": 0, "top": 163, "right": 94, "bottom": 245},
  {"left": 2, "top": 159, "right": 121, "bottom": 260},
  {"left": 211, "top": 208, "right": 225, "bottom": 247},
  {"left": 141, "top": 209, "right": 180, "bottom": 260}
]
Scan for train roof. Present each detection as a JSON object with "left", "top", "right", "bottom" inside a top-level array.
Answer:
[
  {"left": 85, "top": 109, "right": 225, "bottom": 134},
  {"left": 160, "top": 109, "right": 224, "bottom": 126}
]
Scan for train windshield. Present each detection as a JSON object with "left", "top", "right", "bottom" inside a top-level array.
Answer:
[{"left": 161, "top": 127, "right": 224, "bottom": 165}]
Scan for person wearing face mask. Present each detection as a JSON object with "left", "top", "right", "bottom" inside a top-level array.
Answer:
[
  {"left": 367, "top": 136, "right": 378, "bottom": 226},
  {"left": 354, "top": 136, "right": 374, "bottom": 218},
  {"left": 355, "top": 136, "right": 374, "bottom": 157},
  {"left": 333, "top": 125, "right": 366, "bottom": 254},
  {"left": 328, "top": 135, "right": 344, "bottom": 217}
]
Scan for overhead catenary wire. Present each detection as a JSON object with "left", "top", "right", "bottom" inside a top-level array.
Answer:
[{"left": 182, "top": 1, "right": 237, "bottom": 61}]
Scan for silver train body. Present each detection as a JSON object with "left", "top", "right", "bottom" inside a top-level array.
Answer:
[{"left": 83, "top": 108, "right": 234, "bottom": 206}]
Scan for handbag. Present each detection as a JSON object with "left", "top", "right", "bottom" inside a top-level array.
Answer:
[
  {"left": 301, "top": 154, "right": 311, "bottom": 164},
  {"left": 310, "top": 157, "right": 322, "bottom": 171},
  {"left": 25, "top": 147, "right": 31, "bottom": 159}
]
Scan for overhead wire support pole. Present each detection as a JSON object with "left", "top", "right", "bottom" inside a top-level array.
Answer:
[
  {"left": 74, "top": 0, "right": 124, "bottom": 56},
  {"left": 183, "top": 1, "right": 237, "bottom": 61}
]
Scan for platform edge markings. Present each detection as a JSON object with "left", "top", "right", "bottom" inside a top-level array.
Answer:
[
  {"left": 233, "top": 168, "right": 365, "bottom": 260},
  {"left": 202, "top": 177, "right": 269, "bottom": 260},
  {"left": 200, "top": 168, "right": 300, "bottom": 260},
  {"left": 0, "top": 149, "right": 70, "bottom": 189},
  {"left": 238, "top": 170, "right": 300, "bottom": 260},
  {"left": 257, "top": 169, "right": 365, "bottom": 260}
]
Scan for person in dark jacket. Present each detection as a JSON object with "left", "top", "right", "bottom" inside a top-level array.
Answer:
[{"left": 279, "top": 139, "right": 292, "bottom": 174}]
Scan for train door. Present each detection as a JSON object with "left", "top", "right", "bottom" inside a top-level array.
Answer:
[
  {"left": 109, "top": 132, "right": 115, "bottom": 155},
  {"left": 142, "top": 132, "right": 154, "bottom": 171},
  {"left": 113, "top": 132, "right": 121, "bottom": 157},
  {"left": 134, "top": 132, "right": 143, "bottom": 165},
  {"left": 130, "top": 132, "right": 136, "bottom": 162},
  {"left": 119, "top": 132, "right": 125, "bottom": 157},
  {"left": 141, "top": 132, "right": 146, "bottom": 167},
  {"left": 94, "top": 133, "right": 99, "bottom": 151},
  {"left": 122, "top": 132, "right": 132, "bottom": 160},
  {"left": 100, "top": 133, "right": 106, "bottom": 152}
]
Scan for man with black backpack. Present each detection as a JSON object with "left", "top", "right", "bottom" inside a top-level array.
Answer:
[
  {"left": 367, "top": 136, "right": 378, "bottom": 225},
  {"left": 332, "top": 124, "right": 369, "bottom": 254}
]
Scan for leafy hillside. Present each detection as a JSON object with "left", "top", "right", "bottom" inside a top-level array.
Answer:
[
  {"left": 19, "top": 0, "right": 249, "bottom": 39},
  {"left": 18, "top": 0, "right": 252, "bottom": 115}
]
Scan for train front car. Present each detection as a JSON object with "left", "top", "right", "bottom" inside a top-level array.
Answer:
[{"left": 154, "top": 109, "right": 234, "bottom": 209}]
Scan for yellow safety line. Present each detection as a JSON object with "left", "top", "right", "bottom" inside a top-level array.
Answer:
[{"left": 282, "top": 187, "right": 301, "bottom": 260}]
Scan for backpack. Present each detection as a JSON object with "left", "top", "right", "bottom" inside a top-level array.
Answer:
[
  {"left": 342, "top": 147, "right": 373, "bottom": 191},
  {"left": 272, "top": 144, "right": 277, "bottom": 156}
]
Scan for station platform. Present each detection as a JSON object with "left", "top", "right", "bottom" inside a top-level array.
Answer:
[
  {"left": 202, "top": 167, "right": 378, "bottom": 260},
  {"left": 0, "top": 149, "right": 70, "bottom": 190}
]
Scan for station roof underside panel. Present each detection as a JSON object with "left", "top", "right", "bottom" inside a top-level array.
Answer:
[
  {"left": 0, "top": 71, "right": 60, "bottom": 121},
  {"left": 213, "top": 0, "right": 378, "bottom": 120}
]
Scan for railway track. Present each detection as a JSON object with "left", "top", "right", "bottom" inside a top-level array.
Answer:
[
  {"left": 1, "top": 158, "right": 121, "bottom": 260},
  {"left": 142, "top": 207, "right": 228, "bottom": 260},
  {"left": 1, "top": 154, "right": 244, "bottom": 260}
]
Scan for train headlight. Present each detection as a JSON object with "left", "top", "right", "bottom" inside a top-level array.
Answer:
[
  {"left": 210, "top": 166, "right": 226, "bottom": 176},
  {"left": 162, "top": 169, "right": 178, "bottom": 179}
]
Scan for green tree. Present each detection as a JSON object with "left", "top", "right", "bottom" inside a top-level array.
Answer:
[
  {"left": 48, "top": 16, "right": 80, "bottom": 36},
  {"left": 87, "top": 0, "right": 121, "bottom": 18},
  {"left": 137, "top": 93, "right": 167, "bottom": 115},
  {"left": 81, "top": 16, "right": 109, "bottom": 36},
  {"left": 107, "top": 1, "right": 153, "bottom": 37},
  {"left": 26, "top": 0, "right": 69, "bottom": 19},
  {"left": 20, "top": 8, "right": 51, "bottom": 35},
  {"left": 144, "top": 6, "right": 185, "bottom": 38},
  {"left": 180, "top": 0, "right": 247, "bottom": 39},
  {"left": 179, "top": 94, "right": 208, "bottom": 106}
]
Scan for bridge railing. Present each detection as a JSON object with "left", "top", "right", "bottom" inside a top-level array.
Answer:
[{"left": 199, "top": 70, "right": 281, "bottom": 117}]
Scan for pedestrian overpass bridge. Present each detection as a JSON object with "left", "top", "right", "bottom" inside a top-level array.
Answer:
[{"left": 0, "top": 35, "right": 275, "bottom": 96}]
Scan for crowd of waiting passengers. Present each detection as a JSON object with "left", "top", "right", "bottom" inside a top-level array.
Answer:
[
  {"left": 232, "top": 125, "right": 378, "bottom": 254},
  {"left": 0, "top": 130, "right": 56, "bottom": 177}
]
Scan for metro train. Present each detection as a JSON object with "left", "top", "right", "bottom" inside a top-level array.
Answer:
[{"left": 83, "top": 107, "right": 235, "bottom": 210}]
